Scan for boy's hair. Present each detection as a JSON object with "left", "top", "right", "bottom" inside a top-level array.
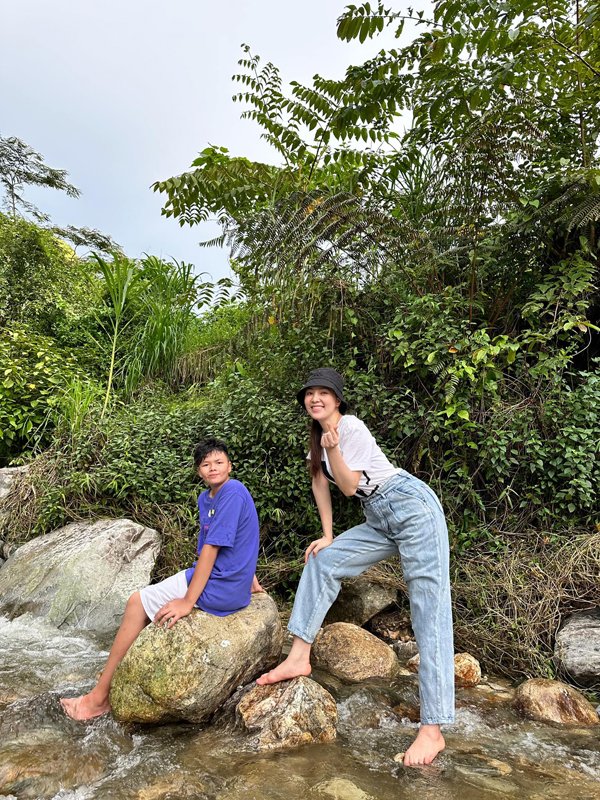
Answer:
[{"left": 193, "top": 437, "right": 230, "bottom": 468}]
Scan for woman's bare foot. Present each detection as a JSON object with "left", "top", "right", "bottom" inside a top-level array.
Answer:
[
  {"left": 403, "top": 724, "right": 445, "bottom": 766},
  {"left": 257, "top": 635, "right": 312, "bottom": 685},
  {"left": 60, "top": 691, "right": 110, "bottom": 721}
]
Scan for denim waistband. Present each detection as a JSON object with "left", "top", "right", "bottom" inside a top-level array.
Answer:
[{"left": 360, "top": 470, "right": 412, "bottom": 507}]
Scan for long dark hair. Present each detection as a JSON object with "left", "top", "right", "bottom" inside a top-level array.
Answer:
[{"left": 309, "top": 419, "right": 322, "bottom": 478}]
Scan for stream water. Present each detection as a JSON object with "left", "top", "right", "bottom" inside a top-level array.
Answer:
[{"left": 2, "top": 613, "right": 600, "bottom": 800}]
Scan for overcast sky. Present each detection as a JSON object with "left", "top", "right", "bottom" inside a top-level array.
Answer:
[{"left": 1, "top": 1, "right": 423, "bottom": 281}]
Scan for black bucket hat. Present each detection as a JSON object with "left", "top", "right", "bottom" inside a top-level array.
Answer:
[{"left": 297, "top": 368, "right": 347, "bottom": 414}]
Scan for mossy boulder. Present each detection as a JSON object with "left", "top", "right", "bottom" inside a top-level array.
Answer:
[
  {"left": 110, "top": 593, "right": 283, "bottom": 723},
  {"left": 0, "top": 518, "right": 159, "bottom": 633}
]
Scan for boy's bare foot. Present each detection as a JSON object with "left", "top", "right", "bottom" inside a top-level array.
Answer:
[
  {"left": 256, "top": 654, "right": 312, "bottom": 685},
  {"left": 60, "top": 692, "right": 111, "bottom": 721},
  {"left": 403, "top": 724, "right": 445, "bottom": 766}
]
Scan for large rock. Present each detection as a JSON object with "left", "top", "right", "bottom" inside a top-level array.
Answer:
[
  {"left": 236, "top": 676, "right": 337, "bottom": 750},
  {"left": 324, "top": 568, "right": 398, "bottom": 627},
  {"left": 312, "top": 622, "right": 400, "bottom": 681},
  {"left": 0, "top": 466, "right": 28, "bottom": 503},
  {"left": 0, "top": 518, "right": 159, "bottom": 634},
  {"left": 554, "top": 609, "right": 600, "bottom": 689},
  {"left": 514, "top": 678, "right": 599, "bottom": 726},
  {"left": 407, "top": 652, "right": 481, "bottom": 687},
  {"left": 0, "top": 465, "right": 28, "bottom": 533},
  {"left": 110, "top": 593, "right": 283, "bottom": 723}
]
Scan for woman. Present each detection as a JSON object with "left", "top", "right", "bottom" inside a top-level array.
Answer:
[{"left": 257, "top": 368, "right": 454, "bottom": 766}]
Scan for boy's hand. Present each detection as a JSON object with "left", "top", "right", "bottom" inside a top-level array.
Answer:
[
  {"left": 154, "top": 598, "right": 194, "bottom": 629},
  {"left": 321, "top": 423, "right": 340, "bottom": 450},
  {"left": 305, "top": 536, "right": 333, "bottom": 563},
  {"left": 251, "top": 575, "right": 266, "bottom": 594}
]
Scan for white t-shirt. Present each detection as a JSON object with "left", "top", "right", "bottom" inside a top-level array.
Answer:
[{"left": 308, "top": 414, "right": 401, "bottom": 498}]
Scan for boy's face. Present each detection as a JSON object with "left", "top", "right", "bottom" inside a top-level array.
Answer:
[{"left": 198, "top": 450, "right": 232, "bottom": 493}]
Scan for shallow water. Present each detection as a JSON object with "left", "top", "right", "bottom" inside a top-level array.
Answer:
[{"left": 2, "top": 615, "right": 600, "bottom": 800}]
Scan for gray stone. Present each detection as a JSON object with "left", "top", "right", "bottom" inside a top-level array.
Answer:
[
  {"left": 324, "top": 568, "right": 398, "bottom": 627},
  {"left": 555, "top": 609, "right": 600, "bottom": 689},
  {"left": 0, "top": 541, "right": 18, "bottom": 560},
  {"left": 0, "top": 518, "right": 159, "bottom": 634},
  {"left": 0, "top": 466, "right": 28, "bottom": 504},
  {"left": 0, "top": 466, "right": 28, "bottom": 531},
  {"left": 392, "top": 640, "right": 419, "bottom": 661},
  {"left": 236, "top": 676, "right": 337, "bottom": 750},
  {"left": 110, "top": 593, "right": 283, "bottom": 724}
]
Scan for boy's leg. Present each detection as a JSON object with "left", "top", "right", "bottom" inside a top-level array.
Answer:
[
  {"left": 61, "top": 590, "right": 149, "bottom": 720},
  {"left": 257, "top": 521, "right": 397, "bottom": 684},
  {"left": 60, "top": 571, "right": 189, "bottom": 720},
  {"left": 385, "top": 481, "right": 454, "bottom": 765}
]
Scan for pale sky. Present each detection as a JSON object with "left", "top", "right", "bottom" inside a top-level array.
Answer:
[{"left": 1, "top": 1, "right": 424, "bottom": 281}]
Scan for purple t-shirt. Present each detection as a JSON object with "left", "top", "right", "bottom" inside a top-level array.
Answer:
[{"left": 185, "top": 479, "right": 259, "bottom": 616}]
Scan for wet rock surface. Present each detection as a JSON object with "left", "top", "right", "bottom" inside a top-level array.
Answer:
[
  {"left": 324, "top": 568, "right": 398, "bottom": 626},
  {"left": 236, "top": 676, "right": 337, "bottom": 750},
  {"left": 0, "top": 518, "right": 159, "bottom": 634},
  {"left": 555, "top": 608, "right": 600, "bottom": 689},
  {"left": 407, "top": 652, "right": 482, "bottom": 686},
  {"left": 312, "top": 622, "right": 400, "bottom": 681},
  {"left": 110, "top": 593, "right": 284, "bottom": 723},
  {"left": 514, "top": 678, "right": 599, "bottom": 725},
  {"left": 312, "top": 778, "right": 373, "bottom": 799}
]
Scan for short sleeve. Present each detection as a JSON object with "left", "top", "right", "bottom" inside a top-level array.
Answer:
[
  {"left": 204, "top": 485, "right": 243, "bottom": 547},
  {"left": 340, "top": 420, "right": 372, "bottom": 472}
]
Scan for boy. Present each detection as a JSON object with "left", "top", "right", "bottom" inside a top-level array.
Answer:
[{"left": 61, "top": 437, "right": 261, "bottom": 721}]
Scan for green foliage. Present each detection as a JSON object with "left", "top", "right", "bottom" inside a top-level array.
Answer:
[
  {"left": 0, "top": 213, "right": 96, "bottom": 331},
  {"left": 0, "top": 325, "right": 84, "bottom": 462}
]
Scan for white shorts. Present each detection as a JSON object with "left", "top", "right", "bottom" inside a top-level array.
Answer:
[{"left": 139, "top": 570, "right": 190, "bottom": 620}]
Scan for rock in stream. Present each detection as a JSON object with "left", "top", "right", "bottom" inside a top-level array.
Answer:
[
  {"left": 236, "top": 676, "right": 337, "bottom": 750},
  {"left": 110, "top": 592, "right": 284, "bottom": 723},
  {"left": 0, "top": 518, "right": 159, "bottom": 634}
]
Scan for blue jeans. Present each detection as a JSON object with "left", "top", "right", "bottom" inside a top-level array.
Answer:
[{"left": 288, "top": 471, "right": 455, "bottom": 725}]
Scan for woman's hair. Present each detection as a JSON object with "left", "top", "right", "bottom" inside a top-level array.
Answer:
[
  {"left": 193, "top": 437, "right": 229, "bottom": 468},
  {"left": 309, "top": 419, "right": 322, "bottom": 478},
  {"left": 306, "top": 388, "right": 345, "bottom": 478}
]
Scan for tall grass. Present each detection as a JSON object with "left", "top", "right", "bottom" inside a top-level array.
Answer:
[{"left": 124, "top": 256, "right": 201, "bottom": 394}]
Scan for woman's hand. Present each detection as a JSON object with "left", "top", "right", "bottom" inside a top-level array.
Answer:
[
  {"left": 154, "top": 598, "right": 194, "bottom": 629},
  {"left": 305, "top": 536, "right": 333, "bottom": 563},
  {"left": 321, "top": 422, "right": 339, "bottom": 451}
]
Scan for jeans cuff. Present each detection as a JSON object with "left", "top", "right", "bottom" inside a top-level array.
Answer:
[
  {"left": 420, "top": 716, "right": 455, "bottom": 725},
  {"left": 286, "top": 624, "right": 315, "bottom": 644}
]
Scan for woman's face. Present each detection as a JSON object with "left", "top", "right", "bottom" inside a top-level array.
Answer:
[{"left": 304, "top": 386, "right": 340, "bottom": 420}]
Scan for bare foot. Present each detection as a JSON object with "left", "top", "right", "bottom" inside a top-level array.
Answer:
[
  {"left": 403, "top": 724, "right": 445, "bottom": 766},
  {"left": 60, "top": 692, "right": 111, "bottom": 721},
  {"left": 256, "top": 654, "right": 312, "bottom": 685}
]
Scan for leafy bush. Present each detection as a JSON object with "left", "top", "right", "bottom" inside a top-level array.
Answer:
[{"left": 0, "top": 325, "right": 84, "bottom": 463}]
